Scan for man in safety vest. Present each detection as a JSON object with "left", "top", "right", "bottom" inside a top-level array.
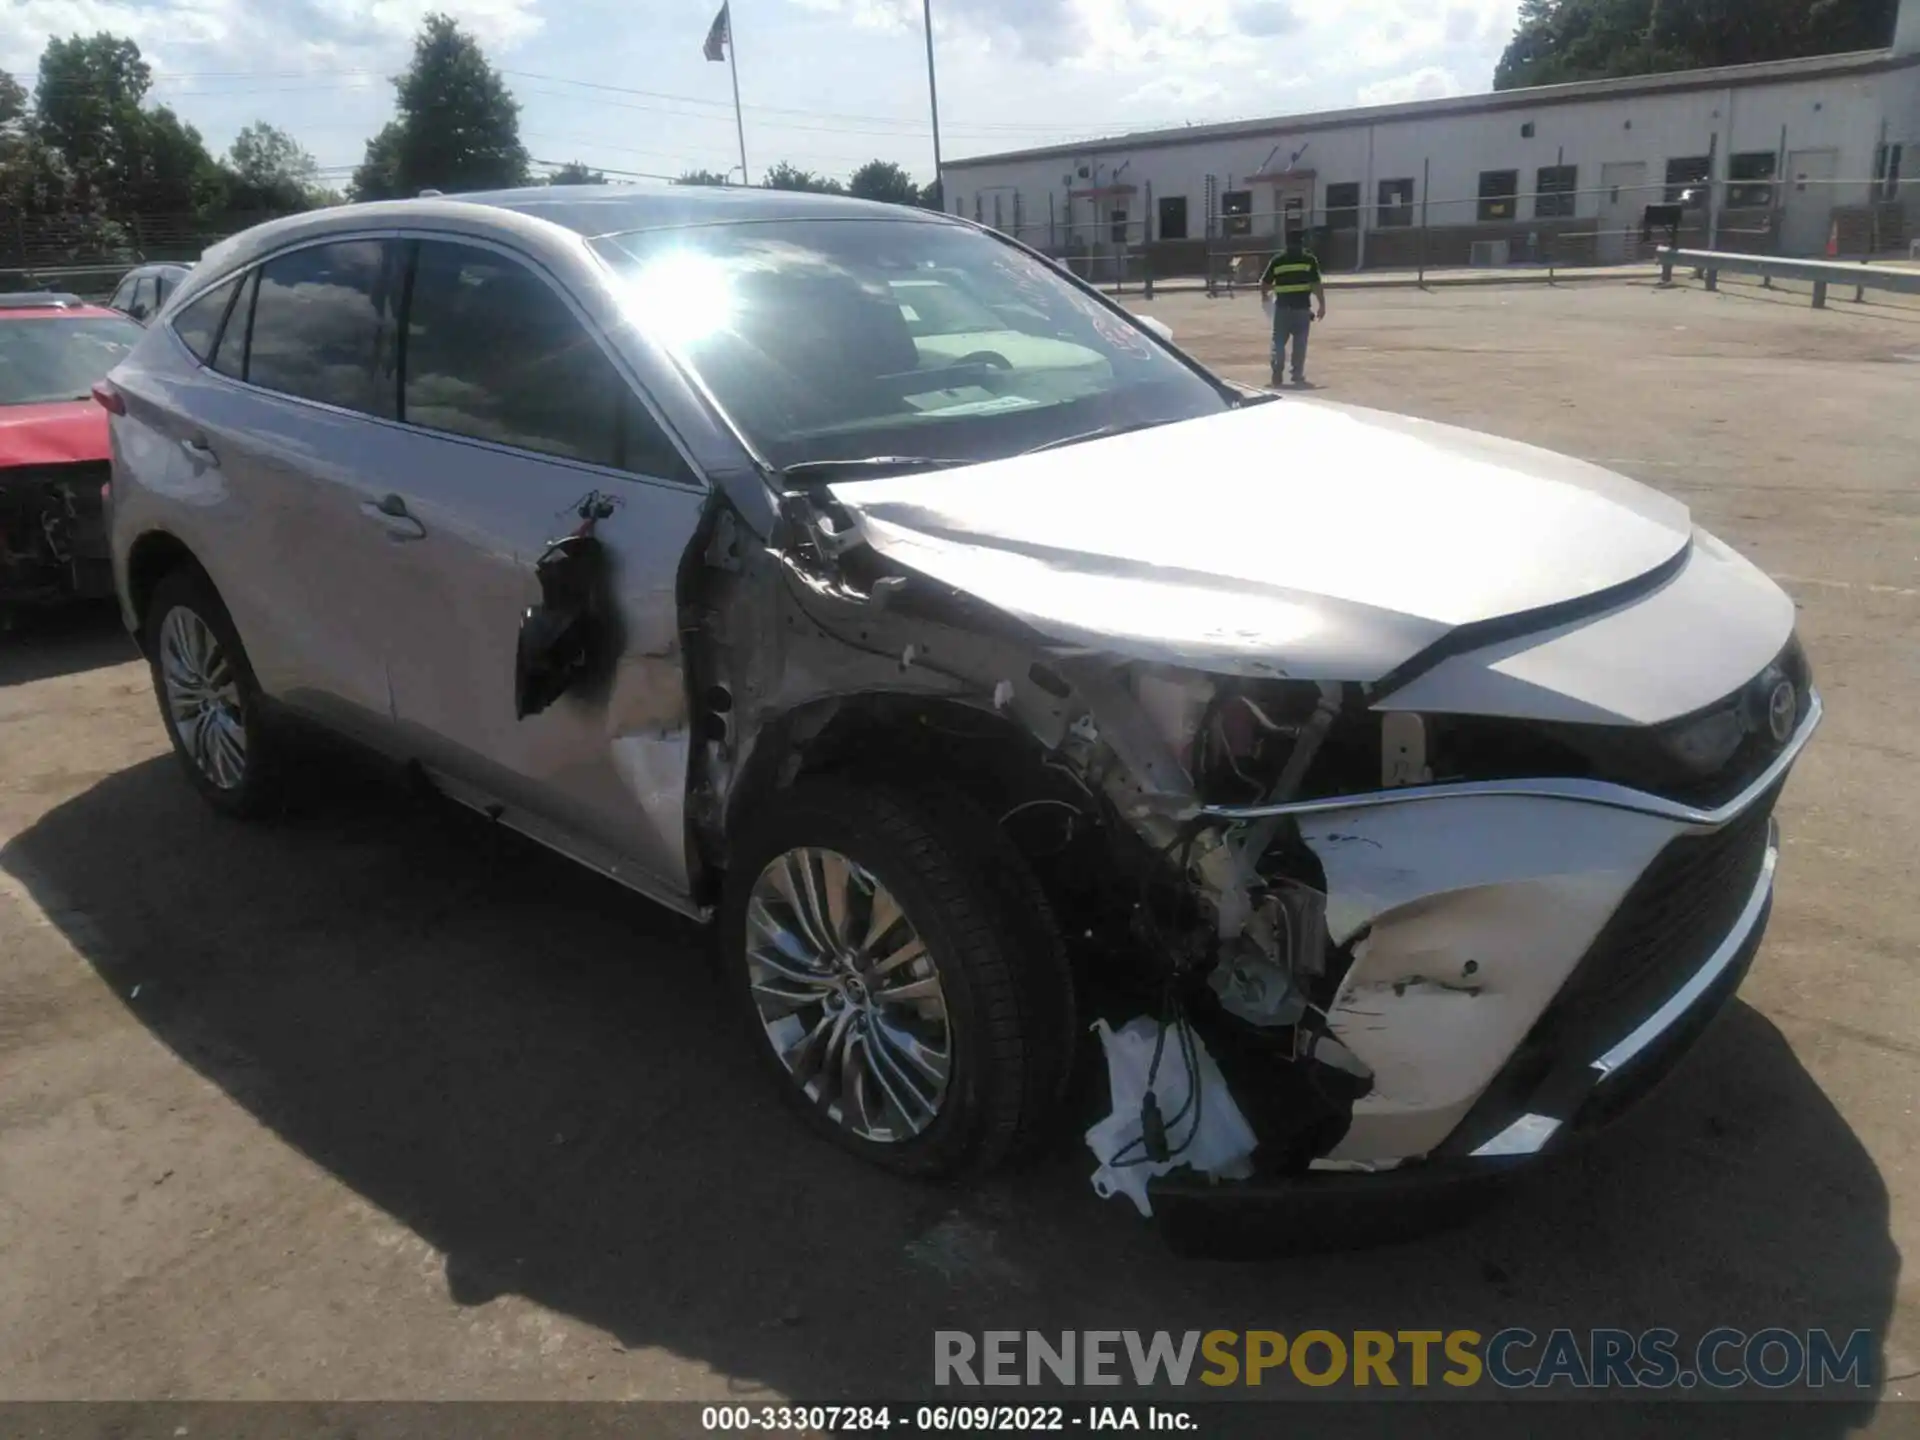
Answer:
[{"left": 1260, "top": 229, "right": 1327, "bottom": 389}]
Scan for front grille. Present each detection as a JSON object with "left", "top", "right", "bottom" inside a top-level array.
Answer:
[
  {"left": 1549, "top": 781, "right": 1780, "bottom": 1027},
  {"left": 1439, "top": 786, "right": 1782, "bottom": 1157}
]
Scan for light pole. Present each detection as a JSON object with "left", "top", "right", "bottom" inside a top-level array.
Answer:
[{"left": 923, "top": 0, "right": 944, "bottom": 210}]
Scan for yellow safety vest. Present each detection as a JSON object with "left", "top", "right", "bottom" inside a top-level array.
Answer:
[{"left": 1263, "top": 254, "right": 1320, "bottom": 294}]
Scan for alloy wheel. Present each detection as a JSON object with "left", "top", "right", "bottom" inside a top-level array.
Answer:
[
  {"left": 158, "top": 605, "right": 248, "bottom": 791},
  {"left": 745, "top": 847, "right": 952, "bottom": 1143}
]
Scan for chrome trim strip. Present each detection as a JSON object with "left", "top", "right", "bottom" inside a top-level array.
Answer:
[
  {"left": 1201, "top": 691, "right": 1822, "bottom": 828},
  {"left": 1470, "top": 1112, "right": 1564, "bottom": 1158},
  {"left": 1589, "top": 834, "right": 1777, "bottom": 1080}
]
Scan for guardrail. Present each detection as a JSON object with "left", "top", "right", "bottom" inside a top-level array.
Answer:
[{"left": 1658, "top": 248, "right": 1920, "bottom": 308}]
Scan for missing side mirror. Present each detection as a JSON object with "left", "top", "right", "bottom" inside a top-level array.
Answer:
[{"left": 514, "top": 533, "right": 615, "bottom": 719}]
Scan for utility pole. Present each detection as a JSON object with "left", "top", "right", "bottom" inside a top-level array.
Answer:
[{"left": 923, "top": 0, "right": 945, "bottom": 209}]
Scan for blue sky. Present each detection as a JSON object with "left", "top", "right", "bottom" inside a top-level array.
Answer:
[{"left": 1, "top": 0, "right": 1523, "bottom": 188}]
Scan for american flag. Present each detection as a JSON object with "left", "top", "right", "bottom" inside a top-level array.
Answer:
[{"left": 703, "top": 3, "right": 730, "bottom": 61}]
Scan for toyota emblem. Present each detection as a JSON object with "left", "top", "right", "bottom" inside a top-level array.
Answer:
[{"left": 1768, "top": 680, "right": 1797, "bottom": 743}]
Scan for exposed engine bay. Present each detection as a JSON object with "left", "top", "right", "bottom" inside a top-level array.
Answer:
[{"left": 672, "top": 473, "right": 1811, "bottom": 1202}]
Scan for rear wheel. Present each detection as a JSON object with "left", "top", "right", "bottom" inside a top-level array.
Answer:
[
  {"left": 722, "top": 778, "right": 1073, "bottom": 1178},
  {"left": 144, "top": 567, "right": 282, "bottom": 818}
]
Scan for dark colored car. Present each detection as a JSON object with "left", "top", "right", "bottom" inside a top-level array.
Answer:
[
  {"left": 1, "top": 293, "right": 143, "bottom": 609},
  {"left": 106, "top": 264, "right": 193, "bottom": 325}
]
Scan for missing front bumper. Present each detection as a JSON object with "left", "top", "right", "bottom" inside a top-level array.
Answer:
[{"left": 1147, "top": 822, "right": 1780, "bottom": 1256}]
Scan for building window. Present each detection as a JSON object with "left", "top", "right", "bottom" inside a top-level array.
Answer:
[
  {"left": 1325, "top": 182, "right": 1360, "bottom": 230},
  {"left": 1478, "top": 170, "right": 1519, "bottom": 221},
  {"left": 992, "top": 194, "right": 1003, "bottom": 229},
  {"left": 1158, "top": 195, "right": 1189, "bottom": 240},
  {"left": 1377, "top": 177, "right": 1415, "bottom": 228},
  {"left": 1222, "top": 188, "right": 1253, "bottom": 237},
  {"left": 1110, "top": 207, "right": 1129, "bottom": 244},
  {"left": 1665, "top": 155, "right": 1712, "bottom": 203},
  {"left": 1535, "top": 165, "right": 1577, "bottom": 219},
  {"left": 1727, "top": 152, "right": 1777, "bottom": 209},
  {"left": 1521, "top": 122, "right": 1536, "bottom": 139}
]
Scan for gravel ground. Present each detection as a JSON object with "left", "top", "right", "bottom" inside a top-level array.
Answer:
[{"left": 1, "top": 277, "right": 1915, "bottom": 1433}]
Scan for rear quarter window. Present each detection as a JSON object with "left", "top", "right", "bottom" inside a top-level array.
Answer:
[{"left": 171, "top": 275, "right": 243, "bottom": 365}]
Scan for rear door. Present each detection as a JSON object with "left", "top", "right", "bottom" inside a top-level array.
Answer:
[
  {"left": 1783, "top": 149, "right": 1841, "bottom": 256},
  {"left": 155, "top": 237, "right": 409, "bottom": 738},
  {"left": 1597, "top": 162, "right": 1646, "bottom": 263},
  {"left": 368, "top": 236, "right": 708, "bottom": 895}
]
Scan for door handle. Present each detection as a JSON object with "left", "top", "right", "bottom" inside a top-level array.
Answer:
[
  {"left": 360, "top": 493, "right": 426, "bottom": 541},
  {"left": 180, "top": 435, "right": 219, "bottom": 467}
]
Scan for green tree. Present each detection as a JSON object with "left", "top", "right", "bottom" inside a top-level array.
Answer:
[
  {"left": 351, "top": 13, "right": 529, "bottom": 199},
  {"left": 760, "top": 161, "right": 843, "bottom": 194},
  {"left": 919, "top": 179, "right": 944, "bottom": 211},
  {"left": 227, "top": 121, "right": 320, "bottom": 209},
  {"left": 547, "top": 160, "right": 606, "bottom": 185},
  {"left": 1495, "top": 0, "right": 1897, "bottom": 89},
  {"left": 847, "top": 158, "right": 919, "bottom": 206},
  {"left": 674, "top": 168, "right": 731, "bottom": 186},
  {"left": 0, "top": 71, "right": 27, "bottom": 131},
  {"left": 33, "top": 34, "right": 151, "bottom": 210}
]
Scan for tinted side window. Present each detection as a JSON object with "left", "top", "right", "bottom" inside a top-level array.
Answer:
[
  {"left": 248, "top": 239, "right": 403, "bottom": 418},
  {"left": 403, "top": 240, "right": 687, "bottom": 477},
  {"left": 171, "top": 276, "right": 241, "bottom": 364},
  {"left": 211, "top": 272, "right": 256, "bottom": 381}
]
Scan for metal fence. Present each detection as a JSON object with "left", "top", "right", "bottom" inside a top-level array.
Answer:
[
  {"left": 967, "top": 175, "right": 1916, "bottom": 294},
  {"left": 0, "top": 210, "right": 295, "bottom": 294}
]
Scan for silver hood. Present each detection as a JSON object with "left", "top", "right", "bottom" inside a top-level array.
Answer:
[{"left": 828, "top": 398, "right": 1694, "bottom": 682}]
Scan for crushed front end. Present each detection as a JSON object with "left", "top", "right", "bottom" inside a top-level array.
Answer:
[
  {"left": 688, "top": 471, "right": 1821, "bottom": 1247},
  {"left": 1, "top": 461, "right": 114, "bottom": 608}
]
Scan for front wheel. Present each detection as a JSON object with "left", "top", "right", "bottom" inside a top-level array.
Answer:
[{"left": 721, "top": 778, "right": 1073, "bottom": 1178}]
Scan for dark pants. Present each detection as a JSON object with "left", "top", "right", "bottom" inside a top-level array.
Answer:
[{"left": 1271, "top": 307, "right": 1312, "bottom": 381}]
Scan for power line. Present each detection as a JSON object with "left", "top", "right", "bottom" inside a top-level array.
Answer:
[{"left": 6, "top": 63, "right": 1205, "bottom": 139}]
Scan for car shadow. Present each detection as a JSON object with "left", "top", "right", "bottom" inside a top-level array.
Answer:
[
  {"left": 0, "top": 600, "right": 136, "bottom": 687},
  {"left": 0, "top": 752, "right": 1896, "bottom": 1432}
]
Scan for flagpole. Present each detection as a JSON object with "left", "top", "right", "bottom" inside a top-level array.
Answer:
[
  {"left": 728, "top": 6, "right": 750, "bottom": 185},
  {"left": 922, "top": 0, "right": 944, "bottom": 209}
]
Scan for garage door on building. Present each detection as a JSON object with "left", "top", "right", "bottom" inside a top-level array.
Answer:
[
  {"left": 1598, "top": 162, "right": 1647, "bottom": 263},
  {"left": 1783, "top": 149, "right": 1841, "bottom": 256}
]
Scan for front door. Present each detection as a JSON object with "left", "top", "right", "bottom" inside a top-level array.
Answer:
[
  {"left": 1271, "top": 178, "right": 1313, "bottom": 239},
  {"left": 1783, "top": 149, "right": 1841, "bottom": 256},
  {"left": 1597, "top": 162, "right": 1646, "bottom": 262},
  {"left": 368, "top": 236, "right": 707, "bottom": 898}
]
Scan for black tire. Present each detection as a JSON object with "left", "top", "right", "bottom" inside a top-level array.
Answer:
[
  {"left": 722, "top": 777, "right": 1075, "bottom": 1178},
  {"left": 143, "top": 566, "right": 283, "bottom": 819}
]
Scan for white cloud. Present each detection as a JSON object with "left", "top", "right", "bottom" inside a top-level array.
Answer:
[
  {"left": 1123, "top": 73, "right": 1226, "bottom": 109},
  {"left": 1357, "top": 64, "right": 1465, "bottom": 106},
  {"left": 0, "top": 0, "right": 541, "bottom": 81}
]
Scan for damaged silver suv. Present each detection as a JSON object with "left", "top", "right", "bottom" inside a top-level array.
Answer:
[{"left": 101, "top": 186, "right": 1818, "bottom": 1220}]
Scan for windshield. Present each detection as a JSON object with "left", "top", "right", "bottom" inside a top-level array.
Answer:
[
  {"left": 591, "top": 218, "right": 1230, "bottom": 471},
  {"left": 0, "top": 316, "right": 142, "bottom": 406}
]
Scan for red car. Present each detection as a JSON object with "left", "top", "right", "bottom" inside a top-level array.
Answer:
[{"left": 0, "top": 293, "right": 144, "bottom": 610}]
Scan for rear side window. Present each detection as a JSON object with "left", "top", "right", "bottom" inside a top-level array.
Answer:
[
  {"left": 403, "top": 240, "right": 688, "bottom": 478},
  {"left": 171, "top": 276, "right": 242, "bottom": 364},
  {"left": 109, "top": 278, "right": 137, "bottom": 313},
  {"left": 246, "top": 239, "right": 403, "bottom": 418},
  {"left": 131, "top": 276, "right": 159, "bottom": 320}
]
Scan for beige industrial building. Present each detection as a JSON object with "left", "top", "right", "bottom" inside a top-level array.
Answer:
[{"left": 944, "top": 4, "right": 1920, "bottom": 274}]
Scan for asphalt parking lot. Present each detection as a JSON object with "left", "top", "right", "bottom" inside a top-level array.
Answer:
[{"left": 2, "top": 278, "right": 1916, "bottom": 1430}]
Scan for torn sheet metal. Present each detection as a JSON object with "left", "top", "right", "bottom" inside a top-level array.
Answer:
[{"left": 1085, "top": 1017, "right": 1257, "bottom": 1218}]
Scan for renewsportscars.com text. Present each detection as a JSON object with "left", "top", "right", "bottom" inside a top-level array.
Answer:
[{"left": 934, "top": 1329, "right": 1876, "bottom": 1392}]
